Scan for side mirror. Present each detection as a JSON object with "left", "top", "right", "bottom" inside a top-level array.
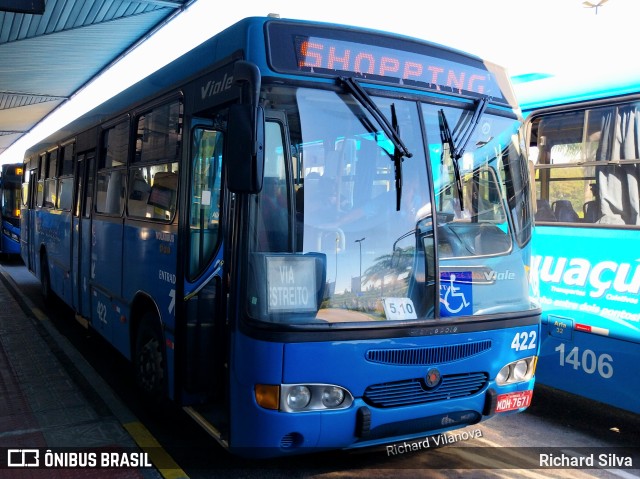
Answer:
[
  {"left": 226, "top": 61, "right": 264, "bottom": 194},
  {"left": 226, "top": 104, "right": 264, "bottom": 193}
]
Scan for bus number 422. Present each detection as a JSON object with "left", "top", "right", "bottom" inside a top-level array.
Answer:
[
  {"left": 555, "top": 343, "right": 614, "bottom": 379},
  {"left": 511, "top": 331, "right": 537, "bottom": 351}
]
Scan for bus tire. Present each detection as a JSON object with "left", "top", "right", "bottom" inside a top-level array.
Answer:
[{"left": 134, "top": 312, "right": 167, "bottom": 403}]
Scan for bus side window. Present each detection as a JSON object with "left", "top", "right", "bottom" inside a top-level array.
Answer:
[
  {"left": 96, "top": 170, "right": 126, "bottom": 215},
  {"left": 58, "top": 176, "right": 73, "bottom": 211},
  {"left": 529, "top": 106, "right": 640, "bottom": 226},
  {"left": 43, "top": 149, "right": 57, "bottom": 208},
  {"left": 97, "top": 120, "right": 128, "bottom": 216},
  {"left": 127, "top": 166, "right": 177, "bottom": 221},
  {"left": 256, "top": 121, "right": 288, "bottom": 252},
  {"left": 189, "top": 128, "right": 223, "bottom": 279},
  {"left": 148, "top": 170, "right": 178, "bottom": 220},
  {"left": 129, "top": 99, "right": 182, "bottom": 222},
  {"left": 128, "top": 169, "right": 151, "bottom": 217},
  {"left": 57, "top": 141, "right": 74, "bottom": 211},
  {"left": 84, "top": 152, "right": 95, "bottom": 217}
]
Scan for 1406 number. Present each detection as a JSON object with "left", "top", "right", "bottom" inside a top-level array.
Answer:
[{"left": 554, "top": 343, "right": 614, "bottom": 379}]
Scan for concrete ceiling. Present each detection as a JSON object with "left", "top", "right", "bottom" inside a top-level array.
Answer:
[{"left": 0, "top": 0, "right": 191, "bottom": 158}]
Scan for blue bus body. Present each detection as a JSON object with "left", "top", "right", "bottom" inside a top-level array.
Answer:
[
  {"left": 1, "top": 163, "right": 22, "bottom": 256},
  {"left": 21, "top": 17, "right": 539, "bottom": 457},
  {"left": 524, "top": 86, "right": 640, "bottom": 414}
]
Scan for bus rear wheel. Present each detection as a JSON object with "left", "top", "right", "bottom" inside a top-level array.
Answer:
[{"left": 134, "top": 313, "right": 166, "bottom": 402}]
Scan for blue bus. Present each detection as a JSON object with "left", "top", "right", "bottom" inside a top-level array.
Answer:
[
  {"left": 524, "top": 85, "right": 640, "bottom": 414},
  {"left": 21, "top": 16, "right": 539, "bottom": 457},
  {"left": 1, "top": 163, "right": 22, "bottom": 256}
]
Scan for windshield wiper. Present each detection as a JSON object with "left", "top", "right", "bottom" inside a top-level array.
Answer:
[
  {"left": 339, "top": 77, "right": 412, "bottom": 210},
  {"left": 438, "top": 96, "right": 490, "bottom": 211}
]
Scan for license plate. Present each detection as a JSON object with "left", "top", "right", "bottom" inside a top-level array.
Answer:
[{"left": 495, "top": 390, "right": 533, "bottom": 412}]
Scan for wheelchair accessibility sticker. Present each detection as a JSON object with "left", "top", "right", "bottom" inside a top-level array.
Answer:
[{"left": 440, "top": 271, "right": 473, "bottom": 316}]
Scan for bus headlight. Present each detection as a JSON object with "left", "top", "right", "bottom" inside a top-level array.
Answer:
[
  {"left": 496, "top": 365, "right": 511, "bottom": 384},
  {"left": 496, "top": 356, "right": 537, "bottom": 386},
  {"left": 321, "top": 386, "right": 345, "bottom": 408},
  {"left": 512, "top": 359, "right": 530, "bottom": 381},
  {"left": 270, "top": 384, "right": 354, "bottom": 413},
  {"left": 286, "top": 385, "right": 311, "bottom": 410}
]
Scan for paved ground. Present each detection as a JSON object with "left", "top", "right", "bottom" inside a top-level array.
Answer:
[{"left": 0, "top": 267, "right": 165, "bottom": 478}]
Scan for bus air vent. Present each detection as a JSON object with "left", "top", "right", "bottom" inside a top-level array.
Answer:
[
  {"left": 365, "top": 340, "right": 491, "bottom": 365},
  {"left": 280, "top": 432, "right": 304, "bottom": 449}
]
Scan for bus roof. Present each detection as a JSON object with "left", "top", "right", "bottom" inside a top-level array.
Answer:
[
  {"left": 26, "top": 16, "right": 517, "bottom": 157},
  {"left": 516, "top": 74, "right": 640, "bottom": 112}
]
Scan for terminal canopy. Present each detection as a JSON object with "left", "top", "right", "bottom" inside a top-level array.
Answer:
[{"left": 0, "top": 0, "right": 191, "bottom": 159}]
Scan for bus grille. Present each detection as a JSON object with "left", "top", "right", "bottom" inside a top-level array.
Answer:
[
  {"left": 363, "top": 372, "right": 488, "bottom": 408},
  {"left": 365, "top": 340, "right": 491, "bottom": 365}
]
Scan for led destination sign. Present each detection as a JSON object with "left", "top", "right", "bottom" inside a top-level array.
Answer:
[
  {"left": 296, "top": 37, "right": 491, "bottom": 94},
  {"left": 267, "top": 22, "right": 509, "bottom": 104}
]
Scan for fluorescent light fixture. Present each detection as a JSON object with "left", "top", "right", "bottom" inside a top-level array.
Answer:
[{"left": 0, "top": 0, "right": 241, "bottom": 164}]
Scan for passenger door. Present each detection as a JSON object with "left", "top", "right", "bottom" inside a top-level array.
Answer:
[
  {"left": 22, "top": 167, "right": 38, "bottom": 271},
  {"left": 72, "top": 151, "right": 95, "bottom": 319},
  {"left": 90, "top": 118, "right": 128, "bottom": 342},
  {"left": 182, "top": 118, "right": 225, "bottom": 395}
]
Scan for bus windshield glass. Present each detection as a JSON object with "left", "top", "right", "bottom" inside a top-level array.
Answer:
[
  {"left": 1, "top": 176, "right": 21, "bottom": 220},
  {"left": 246, "top": 85, "right": 533, "bottom": 326},
  {"left": 427, "top": 105, "right": 533, "bottom": 249}
]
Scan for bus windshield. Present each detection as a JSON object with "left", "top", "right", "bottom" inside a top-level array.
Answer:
[
  {"left": 247, "top": 85, "right": 533, "bottom": 326},
  {"left": 1, "top": 177, "right": 20, "bottom": 220}
]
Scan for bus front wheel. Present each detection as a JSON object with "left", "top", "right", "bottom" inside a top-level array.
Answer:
[{"left": 134, "top": 313, "right": 166, "bottom": 402}]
